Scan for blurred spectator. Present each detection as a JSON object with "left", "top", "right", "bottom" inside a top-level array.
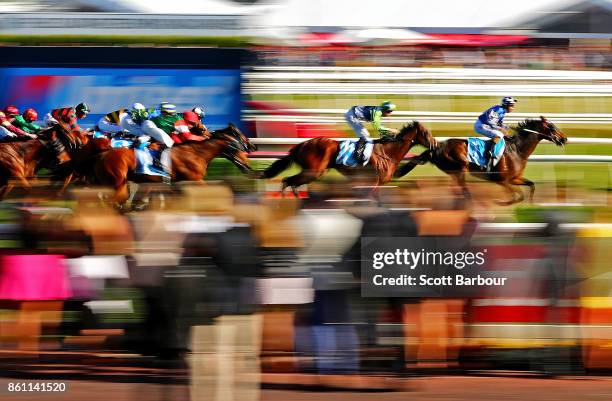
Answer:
[{"left": 255, "top": 45, "right": 611, "bottom": 71}]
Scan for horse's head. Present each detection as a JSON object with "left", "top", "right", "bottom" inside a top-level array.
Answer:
[
  {"left": 398, "top": 121, "right": 436, "bottom": 150},
  {"left": 538, "top": 116, "right": 567, "bottom": 146},
  {"left": 518, "top": 117, "right": 567, "bottom": 147},
  {"left": 213, "top": 123, "right": 257, "bottom": 173}
]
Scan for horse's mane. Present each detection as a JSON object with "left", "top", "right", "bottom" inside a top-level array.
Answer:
[
  {"left": 377, "top": 121, "right": 421, "bottom": 144},
  {"left": 212, "top": 123, "right": 244, "bottom": 140},
  {"left": 402, "top": 120, "right": 420, "bottom": 131},
  {"left": 507, "top": 119, "right": 541, "bottom": 144},
  {"left": 516, "top": 119, "right": 540, "bottom": 132}
]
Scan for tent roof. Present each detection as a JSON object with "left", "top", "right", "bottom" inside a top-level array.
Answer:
[{"left": 255, "top": 0, "right": 580, "bottom": 29}]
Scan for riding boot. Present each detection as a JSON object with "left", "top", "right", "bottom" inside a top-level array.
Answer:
[
  {"left": 354, "top": 137, "right": 367, "bottom": 165},
  {"left": 486, "top": 140, "right": 496, "bottom": 172},
  {"left": 153, "top": 144, "right": 167, "bottom": 170},
  {"left": 153, "top": 144, "right": 172, "bottom": 183}
]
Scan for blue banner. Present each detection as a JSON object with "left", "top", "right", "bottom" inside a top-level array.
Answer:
[{"left": 0, "top": 67, "right": 241, "bottom": 131}]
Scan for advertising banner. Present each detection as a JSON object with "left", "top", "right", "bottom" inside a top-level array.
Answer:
[{"left": 0, "top": 47, "right": 245, "bottom": 131}]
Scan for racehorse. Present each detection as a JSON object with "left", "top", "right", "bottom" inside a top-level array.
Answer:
[
  {"left": 0, "top": 124, "right": 73, "bottom": 199},
  {"left": 53, "top": 136, "right": 112, "bottom": 196},
  {"left": 91, "top": 124, "right": 256, "bottom": 204},
  {"left": 395, "top": 117, "right": 567, "bottom": 205},
  {"left": 259, "top": 121, "right": 435, "bottom": 196}
]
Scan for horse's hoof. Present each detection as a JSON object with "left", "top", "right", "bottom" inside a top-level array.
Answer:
[
  {"left": 132, "top": 204, "right": 148, "bottom": 212},
  {"left": 494, "top": 199, "right": 515, "bottom": 206}
]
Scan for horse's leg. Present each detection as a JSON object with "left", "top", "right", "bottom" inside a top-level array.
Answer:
[
  {"left": 369, "top": 177, "right": 383, "bottom": 202},
  {"left": 280, "top": 180, "right": 288, "bottom": 198},
  {"left": 451, "top": 169, "right": 471, "bottom": 200},
  {"left": 283, "top": 150, "right": 333, "bottom": 198},
  {"left": 58, "top": 172, "right": 74, "bottom": 197},
  {"left": 0, "top": 184, "right": 13, "bottom": 200},
  {"left": 282, "top": 169, "right": 322, "bottom": 198},
  {"left": 511, "top": 177, "right": 535, "bottom": 203},
  {"left": 15, "top": 176, "right": 32, "bottom": 195},
  {"left": 114, "top": 182, "right": 130, "bottom": 206},
  {"left": 495, "top": 181, "right": 523, "bottom": 206},
  {"left": 394, "top": 151, "right": 430, "bottom": 178}
]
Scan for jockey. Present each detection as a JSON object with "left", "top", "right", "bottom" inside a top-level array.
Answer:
[
  {"left": 172, "top": 111, "right": 208, "bottom": 143},
  {"left": 0, "top": 105, "right": 37, "bottom": 139},
  {"left": 121, "top": 103, "right": 174, "bottom": 147},
  {"left": 121, "top": 103, "right": 147, "bottom": 138},
  {"left": 147, "top": 102, "right": 167, "bottom": 119},
  {"left": 475, "top": 96, "right": 517, "bottom": 171},
  {"left": 44, "top": 102, "right": 90, "bottom": 134},
  {"left": 97, "top": 107, "right": 129, "bottom": 135},
  {"left": 192, "top": 106, "right": 205, "bottom": 120},
  {"left": 191, "top": 106, "right": 209, "bottom": 132},
  {"left": 345, "top": 101, "right": 399, "bottom": 164},
  {"left": 150, "top": 103, "right": 182, "bottom": 136},
  {"left": 12, "top": 108, "right": 41, "bottom": 135}
]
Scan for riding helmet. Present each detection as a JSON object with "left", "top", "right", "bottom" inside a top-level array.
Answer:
[
  {"left": 76, "top": 102, "right": 90, "bottom": 115},
  {"left": 4, "top": 105, "right": 20, "bottom": 116},
  {"left": 192, "top": 107, "right": 205, "bottom": 119},
  {"left": 131, "top": 103, "right": 148, "bottom": 122},
  {"left": 161, "top": 103, "right": 177, "bottom": 114},
  {"left": 380, "top": 101, "right": 397, "bottom": 113},
  {"left": 501, "top": 96, "right": 517, "bottom": 106},
  {"left": 23, "top": 108, "right": 38, "bottom": 122}
]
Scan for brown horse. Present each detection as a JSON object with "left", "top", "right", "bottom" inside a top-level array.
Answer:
[
  {"left": 0, "top": 125, "right": 73, "bottom": 199},
  {"left": 92, "top": 124, "right": 256, "bottom": 204},
  {"left": 396, "top": 117, "right": 567, "bottom": 205},
  {"left": 259, "top": 121, "right": 435, "bottom": 196},
  {"left": 53, "top": 136, "right": 112, "bottom": 195}
]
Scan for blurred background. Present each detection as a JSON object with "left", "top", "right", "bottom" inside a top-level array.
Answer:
[{"left": 0, "top": 1, "right": 610, "bottom": 400}]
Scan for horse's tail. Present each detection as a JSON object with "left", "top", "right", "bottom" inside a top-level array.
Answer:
[
  {"left": 260, "top": 143, "right": 301, "bottom": 179},
  {"left": 394, "top": 149, "right": 431, "bottom": 178},
  {"left": 260, "top": 154, "right": 293, "bottom": 179}
]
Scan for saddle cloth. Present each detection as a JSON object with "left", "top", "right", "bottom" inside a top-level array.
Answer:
[
  {"left": 467, "top": 137, "right": 505, "bottom": 168},
  {"left": 336, "top": 139, "right": 374, "bottom": 167}
]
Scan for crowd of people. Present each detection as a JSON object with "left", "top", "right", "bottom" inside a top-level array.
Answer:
[
  {"left": 255, "top": 45, "right": 611, "bottom": 70},
  {"left": 0, "top": 180, "right": 591, "bottom": 386}
]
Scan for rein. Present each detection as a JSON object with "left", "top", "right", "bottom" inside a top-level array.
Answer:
[{"left": 518, "top": 126, "right": 563, "bottom": 147}]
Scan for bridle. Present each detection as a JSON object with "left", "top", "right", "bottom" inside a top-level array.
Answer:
[{"left": 521, "top": 124, "right": 564, "bottom": 146}]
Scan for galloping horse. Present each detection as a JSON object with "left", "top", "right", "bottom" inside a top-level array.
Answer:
[
  {"left": 53, "top": 136, "right": 112, "bottom": 195},
  {"left": 92, "top": 124, "right": 256, "bottom": 204},
  {"left": 260, "top": 121, "right": 435, "bottom": 196},
  {"left": 395, "top": 117, "right": 567, "bottom": 205},
  {"left": 0, "top": 124, "right": 73, "bottom": 199}
]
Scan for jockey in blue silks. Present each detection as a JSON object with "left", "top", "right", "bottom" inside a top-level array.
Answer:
[{"left": 474, "top": 96, "right": 517, "bottom": 171}]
